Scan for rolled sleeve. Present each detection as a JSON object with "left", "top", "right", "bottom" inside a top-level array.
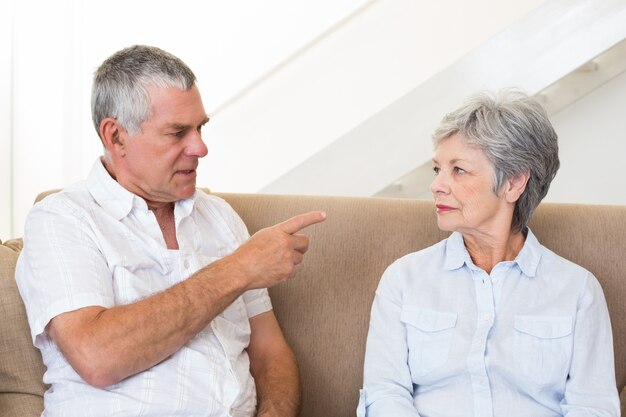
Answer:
[
  {"left": 561, "top": 273, "right": 620, "bottom": 416},
  {"left": 367, "top": 396, "right": 422, "bottom": 416}
]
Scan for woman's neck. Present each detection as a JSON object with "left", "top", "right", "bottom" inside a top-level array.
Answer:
[{"left": 462, "top": 229, "right": 526, "bottom": 274}]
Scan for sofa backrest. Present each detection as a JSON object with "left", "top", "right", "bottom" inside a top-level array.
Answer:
[
  {"left": 1, "top": 192, "right": 625, "bottom": 417},
  {"left": 0, "top": 238, "right": 47, "bottom": 416},
  {"left": 218, "top": 193, "right": 626, "bottom": 417}
]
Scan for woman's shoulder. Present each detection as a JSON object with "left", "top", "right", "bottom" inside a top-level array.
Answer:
[
  {"left": 528, "top": 232, "right": 600, "bottom": 297},
  {"left": 528, "top": 227, "right": 590, "bottom": 276},
  {"left": 537, "top": 244, "right": 594, "bottom": 283}
]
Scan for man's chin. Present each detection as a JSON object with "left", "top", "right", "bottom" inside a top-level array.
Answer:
[{"left": 177, "top": 185, "right": 197, "bottom": 200}]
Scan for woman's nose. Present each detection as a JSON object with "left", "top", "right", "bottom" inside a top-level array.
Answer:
[{"left": 430, "top": 171, "right": 449, "bottom": 195}]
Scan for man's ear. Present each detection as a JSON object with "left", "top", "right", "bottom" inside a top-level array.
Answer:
[
  {"left": 99, "top": 118, "right": 126, "bottom": 157},
  {"left": 504, "top": 171, "right": 530, "bottom": 203}
]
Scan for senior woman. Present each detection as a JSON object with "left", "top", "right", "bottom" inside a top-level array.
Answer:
[{"left": 358, "top": 90, "right": 619, "bottom": 417}]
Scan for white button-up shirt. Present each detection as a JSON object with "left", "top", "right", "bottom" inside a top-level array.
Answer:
[
  {"left": 360, "top": 230, "right": 619, "bottom": 417},
  {"left": 16, "top": 159, "right": 272, "bottom": 417}
]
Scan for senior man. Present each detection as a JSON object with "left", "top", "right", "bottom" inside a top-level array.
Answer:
[{"left": 16, "top": 45, "right": 326, "bottom": 417}]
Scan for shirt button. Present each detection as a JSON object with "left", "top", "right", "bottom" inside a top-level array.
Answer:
[
  {"left": 483, "top": 314, "right": 490, "bottom": 321},
  {"left": 184, "top": 258, "right": 190, "bottom": 269}
]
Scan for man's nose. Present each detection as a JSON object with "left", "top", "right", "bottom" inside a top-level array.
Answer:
[{"left": 186, "top": 131, "right": 208, "bottom": 158}]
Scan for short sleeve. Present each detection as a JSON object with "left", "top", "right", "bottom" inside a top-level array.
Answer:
[
  {"left": 242, "top": 288, "right": 273, "bottom": 318},
  {"left": 15, "top": 199, "right": 114, "bottom": 347}
]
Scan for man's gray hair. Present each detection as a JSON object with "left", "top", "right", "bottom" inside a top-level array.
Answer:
[
  {"left": 432, "top": 90, "right": 560, "bottom": 233},
  {"left": 91, "top": 45, "right": 197, "bottom": 137}
]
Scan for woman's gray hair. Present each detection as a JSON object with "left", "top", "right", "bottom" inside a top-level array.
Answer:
[
  {"left": 432, "top": 89, "right": 559, "bottom": 232},
  {"left": 91, "top": 45, "right": 197, "bottom": 137}
]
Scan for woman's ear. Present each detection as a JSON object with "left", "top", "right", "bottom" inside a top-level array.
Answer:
[
  {"left": 504, "top": 171, "right": 530, "bottom": 203},
  {"left": 99, "top": 118, "right": 126, "bottom": 157}
]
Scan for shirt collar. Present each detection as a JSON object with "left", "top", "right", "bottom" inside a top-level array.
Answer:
[
  {"left": 443, "top": 228, "right": 542, "bottom": 277},
  {"left": 443, "top": 231, "right": 469, "bottom": 271},
  {"left": 86, "top": 158, "right": 196, "bottom": 221},
  {"left": 514, "top": 228, "right": 542, "bottom": 277},
  {"left": 175, "top": 192, "right": 196, "bottom": 221}
]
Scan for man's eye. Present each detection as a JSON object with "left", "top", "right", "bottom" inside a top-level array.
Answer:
[
  {"left": 454, "top": 167, "right": 465, "bottom": 174},
  {"left": 432, "top": 167, "right": 440, "bottom": 175}
]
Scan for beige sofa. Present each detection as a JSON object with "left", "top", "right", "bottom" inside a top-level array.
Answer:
[{"left": 1, "top": 192, "right": 625, "bottom": 416}]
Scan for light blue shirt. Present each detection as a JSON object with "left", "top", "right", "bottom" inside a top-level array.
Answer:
[{"left": 359, "top": 230, "right": 619, "bottom": 417}]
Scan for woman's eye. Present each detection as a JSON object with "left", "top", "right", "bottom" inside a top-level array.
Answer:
[
  {"left": 454, "top": 167, "right": 466, "bottom": 174},
  {"left": 432, "top": 167, "right": 440, "bottom": 175}
]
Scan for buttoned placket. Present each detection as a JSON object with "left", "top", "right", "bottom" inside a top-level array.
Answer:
[
  {"left": 468, "top": 267, "right": 495, "bottom": 417},
  {"left": 177, "top": 204, "right": 242, "bottom": 414},
  {"left": 467, "top": 261, "right": 515, "bottom": 417},
  {"left": 210, "top": 319, "right": 242, "bottom": 415}
]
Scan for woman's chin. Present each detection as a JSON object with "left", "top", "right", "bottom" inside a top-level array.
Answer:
[{"left": 436, "top": 219, "right": 456, "bottom": 232}]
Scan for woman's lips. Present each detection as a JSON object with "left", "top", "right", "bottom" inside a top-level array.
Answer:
[{"left": 436, "top": 204, "right": 456, "bottom": 213}]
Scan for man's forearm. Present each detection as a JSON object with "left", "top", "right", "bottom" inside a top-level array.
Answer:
[
  {"left": 254, "top": 348, "right": 301, "bottom": 417},
  {"left": 247, "top": 311, "right": 301, "bottom": 417}
]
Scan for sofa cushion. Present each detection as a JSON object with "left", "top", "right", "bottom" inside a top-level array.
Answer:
[{"left": 0, "top": 239, "right": 46, "bottom": 414}]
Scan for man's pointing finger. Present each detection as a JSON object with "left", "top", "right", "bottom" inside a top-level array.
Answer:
[{"left": 277, "top": 211, "right": 327, "bottom": 235}]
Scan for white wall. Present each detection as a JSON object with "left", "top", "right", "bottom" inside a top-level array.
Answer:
[
  {"left": 5, "top": 0, "right": 623, "bottom": 241},
  {"left": 3, "top": 0, "right": 366, "bottom": 239},
  {"left": 546, "top": 71, "right": 626, "bottom": 205},
  {"left": 0, "top": 2, "right": 13, "bottom": 239},
  {"left": 205, "top": 0, "right": 546, "bottom": 194},
  {"left": 260, "top": 0, "right": 626, "bottom": 197},
  {"left": 3, "top": 0, "right": 547, "bottom": 239},
  {"left": 11, "top": 1, "right": 80, "bottom": 242}
]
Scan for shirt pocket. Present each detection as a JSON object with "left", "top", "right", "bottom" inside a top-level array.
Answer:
[
  {"left": 513, "top": 315, "right": 573, "bottom": 385},
  {"left": 400, "top": 306, "right": 457, "bottom": 377}
]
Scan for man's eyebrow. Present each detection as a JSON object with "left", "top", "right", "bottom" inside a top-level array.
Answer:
[
  {"left": 165, "top": 123, "right": 189, "bottom": 130},
  {"left": 165, "top": 116, "right": 210, "bottom": 130}
]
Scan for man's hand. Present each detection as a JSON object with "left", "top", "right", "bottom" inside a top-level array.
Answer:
[{"left": 224, "top": 211, "right": 327, "bottom": 290}]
